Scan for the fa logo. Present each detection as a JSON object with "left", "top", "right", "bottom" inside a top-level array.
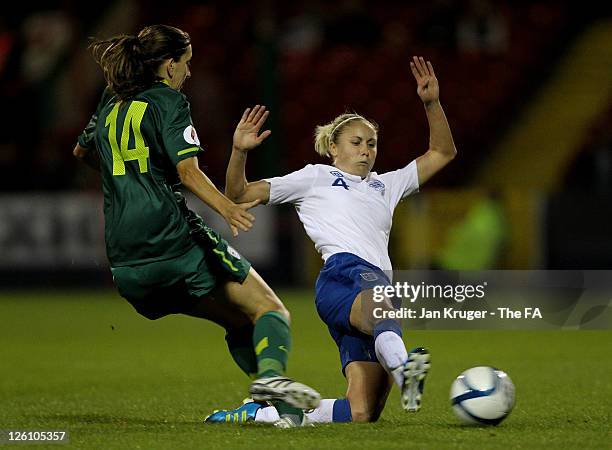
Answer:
[{"left": 368, "top": 180, "right": 385, "bottom": 192}]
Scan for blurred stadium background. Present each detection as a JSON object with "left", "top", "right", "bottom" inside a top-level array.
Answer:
[{"left": 1, "top": 0, "right": 612, "bottom": 287}]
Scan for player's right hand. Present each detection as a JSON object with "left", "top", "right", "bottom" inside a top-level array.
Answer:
[
  {"left": 232, "top": 105, "right": 272, "bottom": 152},
  {"left": 223, "top": 199, "right": 261, "bottom": 236}
]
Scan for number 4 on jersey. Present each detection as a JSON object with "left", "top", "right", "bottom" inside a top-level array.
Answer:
[
  {"left": 105, "top": 101, "right": 150, "bottom": 175},
  {"left": 332, "top": 177, "right": 349, "bottom": 190}
]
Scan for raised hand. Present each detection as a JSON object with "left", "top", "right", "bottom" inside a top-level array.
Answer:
[
  {"left": 233, "top": 105, "right": 272, "bottom": 152},
  {"left": 410, "top": 56, "right": 440, "bottom": 105}
]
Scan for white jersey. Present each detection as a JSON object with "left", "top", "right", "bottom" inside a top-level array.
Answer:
[{"left": 265, "top": 161, "right": 419, "bottom": 270}]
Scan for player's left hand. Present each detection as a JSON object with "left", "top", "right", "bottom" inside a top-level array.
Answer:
[
  {"left": 223, "top": 199, "right": 261, "bottom": 237},
  {"left": 410, "top": 56, "right": 439, "bottom": 105},
  {"left": 233, "top": 105, "right": 272, "bottom": 152}
]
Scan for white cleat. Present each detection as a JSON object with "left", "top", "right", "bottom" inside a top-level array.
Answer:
[
  {"left": 401, "top": 347, "right": 431, "bottom": 412},
  {"left": 249, "top": 376, "right": 321, "bottom": 410}
]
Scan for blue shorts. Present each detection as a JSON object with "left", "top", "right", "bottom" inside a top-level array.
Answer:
[{"left": 315, "top": 252, "right": 391, "bottom": 373}]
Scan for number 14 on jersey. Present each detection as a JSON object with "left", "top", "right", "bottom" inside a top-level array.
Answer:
[{"left": 105, "top": 101, "right": 150, "bottom": 176}]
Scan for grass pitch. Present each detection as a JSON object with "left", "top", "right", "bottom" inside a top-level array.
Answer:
[{"left": 0, "top": 290, "right": 609, "bottom": 449}]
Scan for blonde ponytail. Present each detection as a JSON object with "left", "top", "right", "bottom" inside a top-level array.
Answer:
[{"left": 314, "top": 123, "right": 335, "bottom": 158}]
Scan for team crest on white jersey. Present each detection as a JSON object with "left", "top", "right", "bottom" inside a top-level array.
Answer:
[
  {"left": 368, "top": 180, "right": 385, "bottom": 192},
  {"left": 183, "top": 125, "right": 200, "bottom": 145}
]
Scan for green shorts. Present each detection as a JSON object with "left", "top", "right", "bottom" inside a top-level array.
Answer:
[{"left": 111, "top": 226, "right": 251, "bottom": 320}]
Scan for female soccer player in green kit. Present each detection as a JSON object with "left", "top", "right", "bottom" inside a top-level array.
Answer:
[{"left": 73, "top": 24, "right": 319, "bottom": 427}]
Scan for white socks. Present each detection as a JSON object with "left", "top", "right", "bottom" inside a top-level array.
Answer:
[
  {"left": 304, "top": 399, "right": 335, "bottom": 423},
  {"left": 254, "top": 405, "right": 279, "bottom": 422},
  {"left": 374, "top": 331, "right": 408, "bottom": 388}
]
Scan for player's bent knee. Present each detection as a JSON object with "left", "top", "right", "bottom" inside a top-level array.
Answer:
[
  {"left": 254, "top": 300, "right": 290, "bottom": 323},
  {"left": 238, "top": 272, "right": 291, "bottom": 323},
  {"left": 253, "top": 291, "right": 290, "bottom": 322},
  {"left": 275, "top": 303, "right": 290, "bottom": 322}
]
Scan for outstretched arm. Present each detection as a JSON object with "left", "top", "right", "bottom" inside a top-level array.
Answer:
[
  {"left": 177, "top": 157, "right": 259, "bottom": 237},
  {"left": 225, "top": 105, "right": 272, "bottom": 204},
  {"left": 410, "top": 56, "right": 457, "bottom": 186}
]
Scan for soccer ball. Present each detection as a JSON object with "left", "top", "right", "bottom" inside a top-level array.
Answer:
[{"left": 450, "top": 366, "right": 515, "bottom": 425}]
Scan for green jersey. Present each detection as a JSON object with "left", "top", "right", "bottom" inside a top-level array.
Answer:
[{"left": 78, "top": 82, "right": 203, "bottom": 266}]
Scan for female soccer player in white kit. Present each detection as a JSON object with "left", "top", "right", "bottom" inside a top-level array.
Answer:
[{"left": 208, "top": 56, "right": 456, "bottom": 425}]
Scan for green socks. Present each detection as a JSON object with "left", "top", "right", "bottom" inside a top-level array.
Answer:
[
  {"left": 253, "top": 311, "right": 303, "bottom": 424},
  {"left": 225, "top": 324, "right": 258, "bottom": 378},
  {"left": 253, "top": 311, "right": 291, "bottom": 378},
  {"left": 225, "top": 311, "right": 293, "bottom": 379},
  {"left": 228, "top": 312, "right": 303, "bottom": 424}
]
